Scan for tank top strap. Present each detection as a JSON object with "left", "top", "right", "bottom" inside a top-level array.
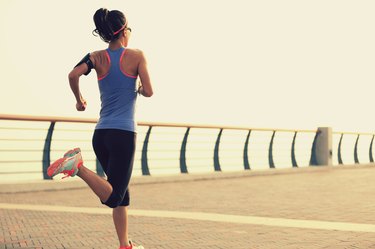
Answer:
[{"left": 106, "top": 47, "right": 125, "bottom": 69}]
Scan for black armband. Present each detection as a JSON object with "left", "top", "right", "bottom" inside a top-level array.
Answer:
[{"left": 74, "top": 53, "right": 94, "bottom": 76}]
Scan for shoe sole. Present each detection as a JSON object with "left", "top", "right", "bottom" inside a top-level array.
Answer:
[{"left": 47, "top": 157, "right": 66, "bottom": 177}]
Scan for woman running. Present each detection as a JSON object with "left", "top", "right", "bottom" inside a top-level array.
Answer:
[{"left": 47, "top": 7, "right": 153, "bottom": 249}]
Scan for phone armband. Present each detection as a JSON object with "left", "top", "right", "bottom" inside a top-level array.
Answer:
[{"left": 74, "top": 53, "right": 94, "bottom": 76}]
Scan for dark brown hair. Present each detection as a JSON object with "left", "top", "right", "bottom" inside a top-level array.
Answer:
[{"left": 93, "top": 8, "right": 127, "bottom": 43}]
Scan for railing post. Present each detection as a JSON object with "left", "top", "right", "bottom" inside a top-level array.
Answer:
[
  {"left": 141, "top": 126, "right": 152, "bottom": 175},
  {"left": 243, "top": 130, "right": 251, "bottom": 170},
  {"left": 309, "top": 131, "right": 319, "bottom": 166},
  {"left": 354, "top": 134, "right": 360, "bottom": 164},
  {"left": 213, "top": 129, "right": 223, "bottom": 171},
  {"left": 291, "top": 131, "right": 298, "bottom": 167},
  {"left": 179, "top": 127, "right": 190, "bottom": 173},
  {"left": 313, "top": 127, "right": 333, "bottom": 166},
  {"left": 338, "top": 133, "right": 344, "bottom": 165},
  {"left": 42, "top": 121, "right": 55, "bottom": 180},
  {"left": 268, "top": 131, "right": 276, "bottom": 168},
  {"left": 96, "top": 159, "right": 105, "bottom": 177},
  {"left": 370, "top": 135, "right": 374, "bottom": 163}
]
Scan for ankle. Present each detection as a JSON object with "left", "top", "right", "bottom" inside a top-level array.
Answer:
[
  {"left": 76, "top": 165, "right": 85, "bottom": 176},
  {"left": 119, "top": 245, "right": 131, "bottom": 249},
  {"left": 119, "top": 240, "right": 132, "bottom": 249}
]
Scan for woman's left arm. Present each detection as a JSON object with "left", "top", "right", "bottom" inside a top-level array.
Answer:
[{"left": 68, "top": 63, "right": 89, "bottom": 111}]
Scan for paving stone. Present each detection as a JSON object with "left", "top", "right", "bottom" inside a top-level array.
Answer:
[{"left": 1, "top": 165, "right": 375, "bottom": 248}]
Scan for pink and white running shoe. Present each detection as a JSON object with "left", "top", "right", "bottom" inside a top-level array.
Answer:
[{"left": 47, "top": 150, "right": 83, "bottom": 179}]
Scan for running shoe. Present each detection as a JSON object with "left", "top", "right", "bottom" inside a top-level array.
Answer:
[
  {"left": 120, "top": 241, "right": 144, "bottom": 249},
  {"left": 63, "top": 147, "right": 81, "bottom": 158},
  {"left": 47, "top": 153, "right": 83, "bottom": 179}
]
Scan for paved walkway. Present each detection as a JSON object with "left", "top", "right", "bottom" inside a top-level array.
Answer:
[{"left": 1, "top": 164, "right": 375, "bottom": 249}]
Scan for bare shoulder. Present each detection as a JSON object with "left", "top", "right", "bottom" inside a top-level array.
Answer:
[
  {"left": 90, "top": 50, "right": 108, "bottom": 66},
  {"left": 90, "top": 50, "right": 107, "bottom": 59},
  {"left": 125, "top": 48, "right": 146, "bottom": 60}
]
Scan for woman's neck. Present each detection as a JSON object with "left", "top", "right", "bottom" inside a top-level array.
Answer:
[{"left": 108, "top": 39, "right": 127, "bottom": 51}]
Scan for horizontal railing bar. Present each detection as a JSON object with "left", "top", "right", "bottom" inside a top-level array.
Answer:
[
  {"left": 0, "top": 149, "right": 41, "bottom": 152},
  {"left": 141, "top": 140, "right": 187, "bottom": 144},
  {"left": 215, "top": 156, "right": 250, "bottom": 159},
  {"left": 147, "top": 168, "right": 184, "bottom": 171},
  {"left": 0, "top": 114, "right": 98, "bottom": 123},
  {"left": 140, "top": 158, "right": 180, "bottom": 161},
  {"left": 0, "top": 171, "right": 42, "bottom": 175},
  {"left": 0, "top": 138, "right": 45, "bottom": 141},
  {"left": 54, "top": 129, "right": 93, "bottom": 132},
  {"left": 52, "top": 139, "right": 91, "bottom": 142},
  {"left": 145, "top": 149, "right": 269, "bottom": 153},
  {"left": 333, "top": 131, "right": 375, "bottom": 136},
  {"left": 0, "top": 160, "right": 42, "bottom": 163},
  {"left": 0, "top": 114, "right": 317, "bottom": 133},
  {"left": 143, "top": 149, "right": 183, "bottom": 153},
  {"left": 164, "top": 141, "right": 216, "bottom": 144},
  {"left": 52, "top": 148, "right": 92, "bottom": 151},
  {"left": 140, "top": 122, "right": 315, "bottom": 132},
  {"left": 185, "top": 157, "right": 218, "bottom": 160},
  {"left": 0, "top": 127, "right": 47, "bottom": 131},
  {"left": 137, "top": 131, "right": 186, "bottom": 135}
]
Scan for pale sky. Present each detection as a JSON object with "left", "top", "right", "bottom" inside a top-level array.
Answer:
[{"left": 1, "top": 0, "right": 375, "bottom": 132}]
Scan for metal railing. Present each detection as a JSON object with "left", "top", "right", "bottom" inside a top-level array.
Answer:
[
  {"left": 0, "top": 114, "right": 373, "bottom": 181},
  {"left": 333, "top": 131, "right": 375, "bottom": 165}
]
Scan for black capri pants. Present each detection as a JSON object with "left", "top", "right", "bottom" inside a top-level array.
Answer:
[{"left": 92, "top": 129, "right": 136, "bottom": 208}]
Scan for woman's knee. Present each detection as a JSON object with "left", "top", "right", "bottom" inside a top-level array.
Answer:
[
  {"left": 101, "top": 188, "right": 130, "bottom": 208},
  {"left": 101, "top": 191, "right": 125, "bottom": 208}
]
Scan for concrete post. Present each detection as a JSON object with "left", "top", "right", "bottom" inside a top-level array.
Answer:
[{"left": 315, "top": 127, "right": 333, "bottom": 166}]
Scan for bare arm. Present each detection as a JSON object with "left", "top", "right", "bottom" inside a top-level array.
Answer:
[
  {"left": 137, "top": 51, "right": 153, "bottom": 97},
  {"left": 68, "top": 63, "right": 88, "bottom": 111}
]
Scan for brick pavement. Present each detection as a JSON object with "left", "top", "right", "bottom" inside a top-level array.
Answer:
[{"left": 1, "top": 164, "right": 375, "bottom": 248}]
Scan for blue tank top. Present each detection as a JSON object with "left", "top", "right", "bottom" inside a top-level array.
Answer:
[{"left": 95, "top": 47, "right": 138, "bottom": 132}]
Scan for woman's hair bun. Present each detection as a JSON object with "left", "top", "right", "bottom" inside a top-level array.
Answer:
[{"left": 93, "top": 8, "right": 126, "bottom": 43}]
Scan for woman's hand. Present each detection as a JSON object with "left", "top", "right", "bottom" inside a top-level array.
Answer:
[
  {"left": 137, "top": 80, "right": 143, "bottom": 96},
  {"left": 76, "top": 99, "right": 87, "bottom": 111}
]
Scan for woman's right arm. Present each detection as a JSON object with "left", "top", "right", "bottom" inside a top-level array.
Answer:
[{"left": 137, "top": 51, "right": 153, "bottom": 97}]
